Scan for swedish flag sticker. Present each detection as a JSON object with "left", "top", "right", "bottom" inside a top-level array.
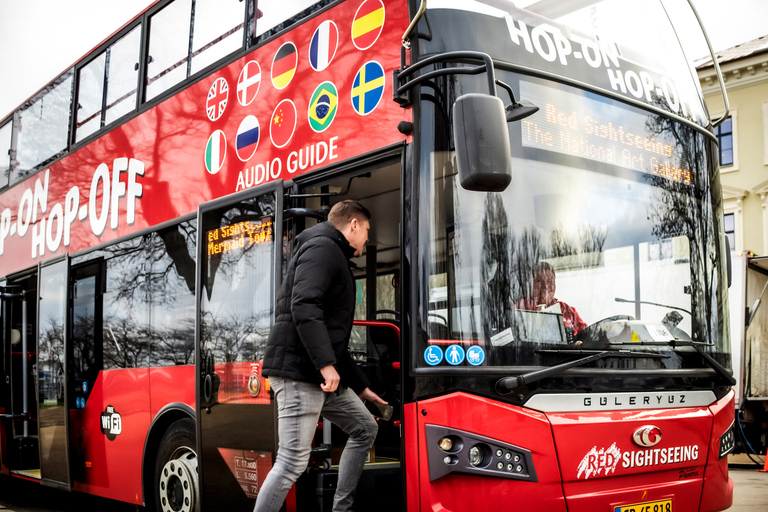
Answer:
[
  {"left": 308, "top": 81, "right": 338, "bottom": 133},
  {"left": 352, "top": 61, "right": 384, "bottom": 116}
]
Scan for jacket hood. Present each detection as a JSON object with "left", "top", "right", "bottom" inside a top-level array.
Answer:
[{"left": 295, "top": 221, "right": 356, "bottom": 260}]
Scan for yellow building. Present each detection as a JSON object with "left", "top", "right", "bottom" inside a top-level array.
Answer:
[{"left": 697, "top": 35, "right": 768, "bottom": 256}]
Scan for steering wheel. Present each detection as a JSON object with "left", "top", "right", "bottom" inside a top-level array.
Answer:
[{"left": 575, "top": 315, "right": 634, "bottom": 345}]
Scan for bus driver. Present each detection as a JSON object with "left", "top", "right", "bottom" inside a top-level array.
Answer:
[{"left": 517, "top": 262, "right": 588, "bottom": 339}]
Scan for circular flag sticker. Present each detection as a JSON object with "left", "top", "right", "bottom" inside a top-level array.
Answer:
[
  {"left": 445, "top": 344, "right": 465, "bottom": 365},
  {"left": 204, "top": 130, "right": 227, "bottom": 174},
  {"left": 351, "top": 61, "right": 385, "bottom": 116},
  {"left": 309, "top": 20, "right": 339, "bottom": 71},
  {"left": 236, "top": 115, "right": 260, "bottom": 162},
  {"left": 351, "top": 0, "right": 385, "bottom": 51},
  {"left": 466, "top": 346, "right": 485, "bottom": 366},
  {"left": 206, "top": 77, "right": 229, "bottom": 121},
  {"left": 308, "top": 81, "right": 338, "bottom": 133},
  {"left": 270, "top": 99, "right": 297, "bottom": 149},
  {"left": 424, "top": 345, "right": 443, "bottom": 366},
  {"left": 237, "top": 61, "right": 262, "bottom": 106},
  {"left": 271, "top": 42, "right": 298, "bottom": 90}
]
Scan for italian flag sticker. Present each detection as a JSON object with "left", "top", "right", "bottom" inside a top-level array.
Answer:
[{"left": 205, "top": 130, "right": 227, "bottom": 175}]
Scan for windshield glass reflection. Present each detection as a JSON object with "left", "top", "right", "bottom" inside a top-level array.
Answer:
[{"left": 418, "top": 74, "right": 728, "bottom": 371}]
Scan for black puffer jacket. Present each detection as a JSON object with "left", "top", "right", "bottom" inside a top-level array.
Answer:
[{"left": 262, "top": 221, "right": 369, "bottom": 393}]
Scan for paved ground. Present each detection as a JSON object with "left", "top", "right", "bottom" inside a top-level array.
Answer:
[
  {"left": 726, "top": 465, "right": 768, "bottom": 511},
  {"left": 0, "top": 466, "right": 764, "bottom": 511}
]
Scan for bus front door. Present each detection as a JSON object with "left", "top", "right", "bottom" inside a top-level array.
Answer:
[
  {"left": 36, "top": 258, "right": 71, "bottom": 489},
  {"left": 196, "top": 182, "right": 283, "bottom": 512},
  {"left": 0, "top": 272, "right": 40, "bottom": 477}
]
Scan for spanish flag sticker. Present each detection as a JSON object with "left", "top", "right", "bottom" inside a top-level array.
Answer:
[
  {"left": 271, "top": 42, "right": 298, "bottom": 90},
  {"left": 352, "top": 0, "right": 385, "bottom": 51}
]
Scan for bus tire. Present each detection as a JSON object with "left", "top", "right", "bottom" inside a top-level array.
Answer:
[{"left": 155, "top": 418, "right": 199, "bottom": 512}]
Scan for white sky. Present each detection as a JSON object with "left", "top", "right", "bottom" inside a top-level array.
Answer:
[{"left": 0, "top": 0, "right": 767, "bottom": 121}]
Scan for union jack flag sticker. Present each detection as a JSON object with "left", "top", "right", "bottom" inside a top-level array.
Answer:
[{"left": 206, "top": 77, "right": 229, "bottom": 122}]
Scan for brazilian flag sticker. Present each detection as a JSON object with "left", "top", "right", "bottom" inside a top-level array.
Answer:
[{"left": 308, "top": 81, "right": 338, "bottom": 133}]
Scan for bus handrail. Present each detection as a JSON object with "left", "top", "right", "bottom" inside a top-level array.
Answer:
[
  {"left": 396, "top": 51, "right": 498, "bottom": 99},
  {"left": 686, "top": 0, "right": 729, "bottom": 127},
  {"left": 402, "top": 0, "right": 427, "bottom": 48}
]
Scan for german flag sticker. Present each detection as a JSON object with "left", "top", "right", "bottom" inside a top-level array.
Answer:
[
  {"left": 271, "top": 42, "right": 298, "bottom": 90},
  {"left": 352, "top": 0, "right": 385, "bottom": 51}
]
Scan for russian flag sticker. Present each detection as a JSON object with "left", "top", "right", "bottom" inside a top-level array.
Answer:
[{"left": 236, "top": 115, "right": 260, "bottom": 162}]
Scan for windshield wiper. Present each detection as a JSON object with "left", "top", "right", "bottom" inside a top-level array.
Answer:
[
  {"left": 669, "top": 340, "right": 736, "bottom": 386},
  {"left": 494, "top": 349, "right": 666, "bottom": 394}
]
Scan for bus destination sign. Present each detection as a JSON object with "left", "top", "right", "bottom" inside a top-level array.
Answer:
[
  {"left": 206, "top": 218, "right": 273, "bottom": 257},
  {"left": 519, "top": 81, "right": 693, "bottom": 185}
]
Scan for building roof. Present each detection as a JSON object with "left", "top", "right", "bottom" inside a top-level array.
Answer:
[{"left": 695, "top": 34, "right": 768, "bottom": 69}]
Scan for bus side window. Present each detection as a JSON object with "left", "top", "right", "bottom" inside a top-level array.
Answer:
[
  {"left": 102, "top": 237, "right": 151, "bottom": 370},
  {"left": 149, "top": 221, "right": 197, "bottom": 367}
]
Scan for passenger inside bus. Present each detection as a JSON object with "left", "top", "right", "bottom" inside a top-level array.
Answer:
[{"left": 516, "top": 262, "right": 587, "bottom": 342}]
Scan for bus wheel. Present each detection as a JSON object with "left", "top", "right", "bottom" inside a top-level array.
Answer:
[{"left": 155, "top": 418, "right": 198, "bottom": 512}]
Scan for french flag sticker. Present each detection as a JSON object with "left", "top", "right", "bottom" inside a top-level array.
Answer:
[{"left": 309, "top": 20, "right": 339, "bottom": 72}]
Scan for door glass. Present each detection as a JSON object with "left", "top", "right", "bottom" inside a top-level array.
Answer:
[
  {"left": 200, "top": 193, "right": 276, "bottom": 403},
  {"left": 71, "top": 266, "right": 101, "bottom": 411},
  {"left": 198, "top": 189, "right": 278, "bottom": 510},
  {"left": 38, "top": 260, "right": 70, "bottom": 485}
]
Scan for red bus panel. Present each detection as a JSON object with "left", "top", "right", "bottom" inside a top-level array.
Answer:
[
  {"left": 0, "top": 0, "right": 410, "bottom": 277},
  {"left": 415, "top": 393, "right": 567, "bottom": 512}
]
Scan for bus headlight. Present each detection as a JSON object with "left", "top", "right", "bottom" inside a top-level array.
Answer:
[
  {"left": 439, "top": 437, "right": 453, "bottom": 452},
  {"left": 468, "top": 445, "right": 484, "bottom": 466}
]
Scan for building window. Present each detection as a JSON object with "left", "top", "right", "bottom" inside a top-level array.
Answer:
[
  {"left": 715, "top": 116, "right": 733, "bottom": 167},
  {"left": 724, "top": 212, "right": 735, "bottom": 251}
]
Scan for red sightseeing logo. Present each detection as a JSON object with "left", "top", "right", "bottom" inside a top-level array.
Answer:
[{"left": 632, "top": 425, "right": 662, "bottom": 448}]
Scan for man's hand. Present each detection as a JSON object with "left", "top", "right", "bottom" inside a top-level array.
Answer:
[
  {"left": 320, "top": 365, "right": 340, "bottom": 392},
  {"left": 358, "top": 387, "right": 388, "bottom": 405}
]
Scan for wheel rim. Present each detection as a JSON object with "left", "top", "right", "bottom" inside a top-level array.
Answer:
[{"left": 159, "top": 447, "right": 198, "bottom": 512}]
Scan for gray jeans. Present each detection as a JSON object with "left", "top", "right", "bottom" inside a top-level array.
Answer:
[{"left": 253, "top": 377, "right": 378, "bottom": 512}]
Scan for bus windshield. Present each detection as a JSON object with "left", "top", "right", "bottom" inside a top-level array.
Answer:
[{"left": 416, "top": 74, "right": 729, "bottom": 372}]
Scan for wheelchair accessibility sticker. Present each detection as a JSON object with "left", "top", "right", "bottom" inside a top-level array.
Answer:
[{"left": 424, "top": 345, "right": 443, "bottom": 366}]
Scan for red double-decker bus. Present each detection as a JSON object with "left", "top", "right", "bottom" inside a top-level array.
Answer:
[{"left": 0, "top": 1, "right": 736, "bottom": 511}]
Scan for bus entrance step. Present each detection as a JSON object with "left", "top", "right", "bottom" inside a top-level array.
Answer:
[
  {"left": 296, "top": 468, "right": 338, "bottom": 512},
  {"left": 8, "top": 437, "right": 39, "bottom": 470}
]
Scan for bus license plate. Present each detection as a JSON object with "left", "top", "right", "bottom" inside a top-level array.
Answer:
[{"left": 614, "top": 499, "right": 672, "bottom": 512}]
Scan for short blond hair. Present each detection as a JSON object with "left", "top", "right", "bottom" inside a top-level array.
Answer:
[{"left": 328, "top": 200, "right": 371, "bottom": 229}]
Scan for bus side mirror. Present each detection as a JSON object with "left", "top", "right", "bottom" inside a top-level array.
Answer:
[{"left": 453, "top": 94, "right": 513, "bottom": 192}]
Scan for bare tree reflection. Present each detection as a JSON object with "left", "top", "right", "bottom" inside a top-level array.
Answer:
[
  {"left": 200, "top": 311, "right": 271, "bottom": 364},
  {"left": 550, "top": 224, "right": 608, "bottom": 268},
  {"left": 38, "top": 318, "right": 65, "bottom": 404},
  {"left": 481, "top": 193, "right": 511, "bottom": 340},
  {"left": 645, "top": 110, "right": 722, "bottom": 343},
  {"left": 512, "top": 227, "right": 546, "bottom": 301}
]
